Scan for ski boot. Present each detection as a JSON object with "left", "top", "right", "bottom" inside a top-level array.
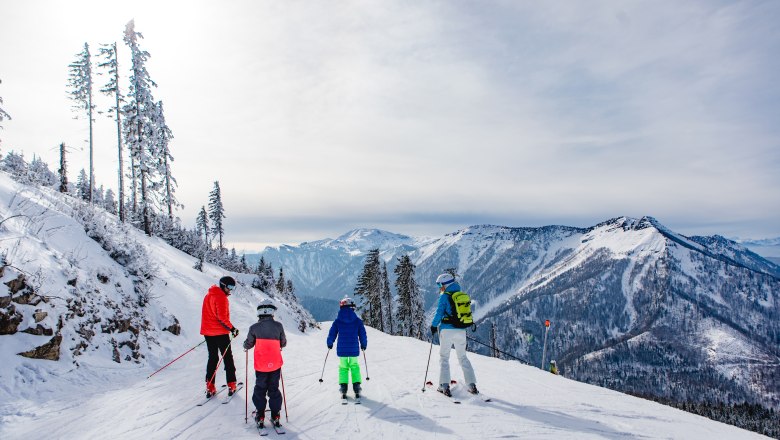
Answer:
[
  {"left": 205, "top": 381, "right": 217, "bottom": 398},
  {"left": 340, "top": 383, "right": 348, "bottom": 400},
  {"left": 467, "top": 383, "right": 479, "bottom": 395},
  {"left": 353, "top": 382, "right": 362, "bottom": 399},
  {"left": 437, "top": 383, "right": 452, "bottom": 397},
  {"left": 271, "top": 412, "right": 282, "bottom": 428},
  {"left": 254, "top": 413, "right": 265, "bottom": 428},
  {"left": 227, "top": 381, "right": 238, "bottom": 396}
]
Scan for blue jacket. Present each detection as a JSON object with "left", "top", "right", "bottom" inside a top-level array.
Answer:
[
  {"left": 431, "top": 281, "right": 464, "bottom": 330},
  {"left": 327, "top": 307, "right": 368, "bottom": 357}
]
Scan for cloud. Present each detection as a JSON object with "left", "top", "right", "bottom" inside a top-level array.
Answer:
[{"left": 1, "top": 0, "right": 778, "bottom": 248}]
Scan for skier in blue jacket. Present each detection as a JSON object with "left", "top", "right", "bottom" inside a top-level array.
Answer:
[
  {"left": 431, "top": 273, "right": 478, "bottom": 396},
  {"left": 326, "top": 297, "right": 368, "bottom": 398}
]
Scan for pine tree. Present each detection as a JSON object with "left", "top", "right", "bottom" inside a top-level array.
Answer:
[
  {"left": 151, "top": 101, "right": 178, "bottom": 219},
  {"left": 123, "top": 20, "right": 158, "bottom": 235},
  {"left": 58, "top": 143, "right": 68, "bottom": 193},
  {"left": 196, "top": 205, "right": 209, "bottom": 246},
  {"left": 104, "top": 188, "right": 118, "bottom": 214},
  {"left": 207, "top": 181, "right": 225, "bottom": 251},
  {"left": 67, "top": 43, "right": 95, "bottom": 203},
  {"left": 0, "top": 78, "right": 11, "bottom": 146},
  {"left": 76, "top": 169, "right": 90, "bottom": 201},
  {"left": 286, "top": 279, "right": 296, "bottom": 300},
  {"left": 276, "top": 267, "right": 287, "bottom": 295},
  {"left": 381, "top": 262, "right": 393, "bottom": 334},
  {"left": 394, "top": 255, "right": 425, "bottom": 339},
  {"left": 97, "top": 42, "right": 126, "bottom": 222},
  {"left": 354, "top": 249, "right": 383, "bottom": 329}
]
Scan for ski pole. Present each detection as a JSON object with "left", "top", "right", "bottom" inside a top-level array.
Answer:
[
  {"left": 318, "top": 348, "right": 331, "bottom": 383},
  {"left": 245, "top": 349, "right": 249, "bottom": 424},
  {"left": 421, "top": 334, "right": 435, "bottom": 392},
  {"left": 147, "top": 339, "right": 206, "bottom": 379},
  {"left": 362, "top": 349, "right": 370, "bottom": 381},
  {"left": 281, "top": 368, "right": 289, "bottom": 422},
  {"left": 207, "top": 333, "right": 237, "bottom": 386}
]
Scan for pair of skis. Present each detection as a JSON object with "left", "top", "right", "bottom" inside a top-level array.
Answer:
[
  {"left": 427, "top": 380, "right": 491, "bottom": 404},
  {"left": 257, "top": 420, "right": 285, "bottom": 436},
  {"left": 195, "top": 382, "right": 244, "bottom": 406},
  {"left": 341, "top": 393, "right": 362, "bottom": 405}
]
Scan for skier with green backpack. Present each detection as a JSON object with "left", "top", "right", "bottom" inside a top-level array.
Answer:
[{"left": 430, "top": 272, "right": 478, "bottom": 397}]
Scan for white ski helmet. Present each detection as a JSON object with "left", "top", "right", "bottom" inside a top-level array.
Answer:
[
  {"left": 257, "top": 299, "right": 277, "bottom": 317},
  {"left": 436, "top": 273, "right": 455, "bottom": 287},
  {"left": 339, "top": 297, "right": 356, "bottom": 308}
]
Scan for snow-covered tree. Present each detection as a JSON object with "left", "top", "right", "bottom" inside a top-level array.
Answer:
[
  {"left": 123, "top": 20, "right": 158, "bottom": 235},
  {"left": 28, "top": 155, "right": 57, "bottom": 187},
  {"left": 58, "top": 142, "right": 68, "bottom": 193},
  {"left": 276, "top": 267, "right": 287, "bottom": 295},
  {"left": 381, "top": 262, "right": 393, "bottom": 334},
  {"left": 104, "top": 188, "right": 118, "bottom": 214},
  {"left": 1, "top": 151, "right": 27, "bottom": 181},
  {"left": 207, "top": 181, "right": 225, "bottom": 251},
  {"left": 67, "top": 43, "right": 95, "bottom": 203},
  {"left": 354, "top": 249, "right": 383, "bottom": 330},
  {"left": 97, "top": 42, "right": 126, "bottom": 221},
  {"left": 394, "top": 254, "right": 425, "bottom": 339},
  {"left": 196, "top": 205, "right": 209, "bottom": 246},
  {"left": 76, "top": 169, "right": 90, "bottom": 201},
  {"left": 151, "top": 101, "right": 178, "bottom": 219}
]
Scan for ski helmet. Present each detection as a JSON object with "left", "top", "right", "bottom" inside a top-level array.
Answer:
[
  {"left": 435, "top": 273, "right": 455, "bottom": 287},
  {"left": 339, "top": 297, "right": 356, "bottom": 308},
  {"left": 257, "top": 298, "right": 277, "bottom": 317},
  {"left": 219, "top": 276, "right": 237, "bottom": 292}
]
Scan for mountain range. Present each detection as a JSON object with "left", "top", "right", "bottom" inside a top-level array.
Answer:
[{"left": 251, "top": 218, "right": 780, "bottom": 412}]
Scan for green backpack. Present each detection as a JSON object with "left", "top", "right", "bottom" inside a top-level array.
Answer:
[{"left": 444, "top": 291, "right": 474, "bottom": 329}]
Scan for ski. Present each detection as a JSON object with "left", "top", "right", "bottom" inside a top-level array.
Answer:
[
  {"left": 272, "top": 420, "right": 286, "bottom": 435},
  {"left": 341, "top": 393, "right": 348, "bottom": 405},
  {"left": 196, "top": 384, "right": 227, "bottom": 406},
  {"left": 354, "top": 395, "right": 362, "bottom": 405},
  {"left": 222, "top": 382, "right": 244, "bottom": 404},
  {"left": 257, "top": 423, "right": 269, "bottom": 436},
  {"left": 436, "top": 388, "right": 461, "bottom": 404}
]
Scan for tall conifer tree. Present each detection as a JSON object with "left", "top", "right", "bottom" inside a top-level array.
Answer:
[
  {"left": 97, "top": 42, "right": 126, "bottom": 221},
  {"left": 354, "top": 249, "right": 383, "bottom": 329},
  {"left": 208, "top": 181, "right": 225, "bottom": 251},
  {"left": 394, "top": 255, "right": 425, "bottom": 339},
  {"left": 67, "top": 43, "right": 94, "bottom": 203}
]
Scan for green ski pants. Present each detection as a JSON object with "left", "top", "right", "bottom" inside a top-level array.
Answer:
[{"left": 338, "top": 356, "right": 362, "bottom": 384}]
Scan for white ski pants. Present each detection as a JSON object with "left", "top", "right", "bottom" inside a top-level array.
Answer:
[{"left": 438, "top": 328, "right": 476, "bottom": 386}]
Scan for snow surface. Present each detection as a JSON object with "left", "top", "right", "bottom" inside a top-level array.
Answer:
[
  {"left": 0, "top": 174, "right": 767, "bottom": 439},
  {"left": 1, "top": 324, "right": 767, "bottom": 440}
]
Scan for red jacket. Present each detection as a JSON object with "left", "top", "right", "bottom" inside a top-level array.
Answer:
[
  {"left": 200, "top": 285, "right": 234, "bottom": 336},
  {"left": 243, "top": 317, "right": 287, "bottom": 372}
]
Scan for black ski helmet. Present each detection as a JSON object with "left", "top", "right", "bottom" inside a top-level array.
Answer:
[{"left": 219, "top": 276, "right": 237, "bottom": 292}]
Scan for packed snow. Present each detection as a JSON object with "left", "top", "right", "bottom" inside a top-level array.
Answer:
[{"left": 0, "top": 174, "right": 768, "bottom": 439}]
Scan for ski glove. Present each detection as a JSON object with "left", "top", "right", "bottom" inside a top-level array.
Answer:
[
  {"left": 230, "top": 327, "right": 239, "bottom": 337},
  {"left": 430, "top": 326, "right": 438, "bottom": 335},
  {"left": 327, "top": 344, "right": 333, "bottom": 349}
]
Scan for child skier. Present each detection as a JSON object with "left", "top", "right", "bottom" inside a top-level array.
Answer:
[
  {"left": 326, "top": 297, "right": 368, "bottom": 399},
  {"left": 243, "top": 299, "right": 287, "bottom": 430}
]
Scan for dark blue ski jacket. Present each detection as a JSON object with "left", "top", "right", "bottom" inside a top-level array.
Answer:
[{"left": 327, "top": 307, "right": 368, "bottom": 357}]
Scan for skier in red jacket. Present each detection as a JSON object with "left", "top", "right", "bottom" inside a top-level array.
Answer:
[{"left": 200, "top": 276, "right": 240, "bottom": 397}]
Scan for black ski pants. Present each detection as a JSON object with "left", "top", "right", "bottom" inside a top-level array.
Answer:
[
  {"left": 252, "top": 368, "right": 282, "bottom": 418},
  {"left": 205, "top": 334, "right": 237, "bottom": 384}
]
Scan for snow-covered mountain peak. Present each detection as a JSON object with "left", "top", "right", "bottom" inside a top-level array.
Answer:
[{"left": 328, "top": 228, "right": 414, "bottom": 252}]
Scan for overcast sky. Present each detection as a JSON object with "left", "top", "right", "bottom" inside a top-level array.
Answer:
[{"left": 1, "top": 0, "right": 778, "bottom": 251}]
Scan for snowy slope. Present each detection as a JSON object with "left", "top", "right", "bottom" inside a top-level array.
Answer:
[
  {"left": 0, "top": 325, "right": 766, "bottom": 440},
  {"left": 0, "top": 173, "right": 769, "bottom": 439}
]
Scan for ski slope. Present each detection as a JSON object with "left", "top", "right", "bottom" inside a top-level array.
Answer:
[
  {"left": 0, "top": 324, "right": 765, "bottom": 439},
  {"left": 0, "top": 173, "right": 767, "bottom": 439}
]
